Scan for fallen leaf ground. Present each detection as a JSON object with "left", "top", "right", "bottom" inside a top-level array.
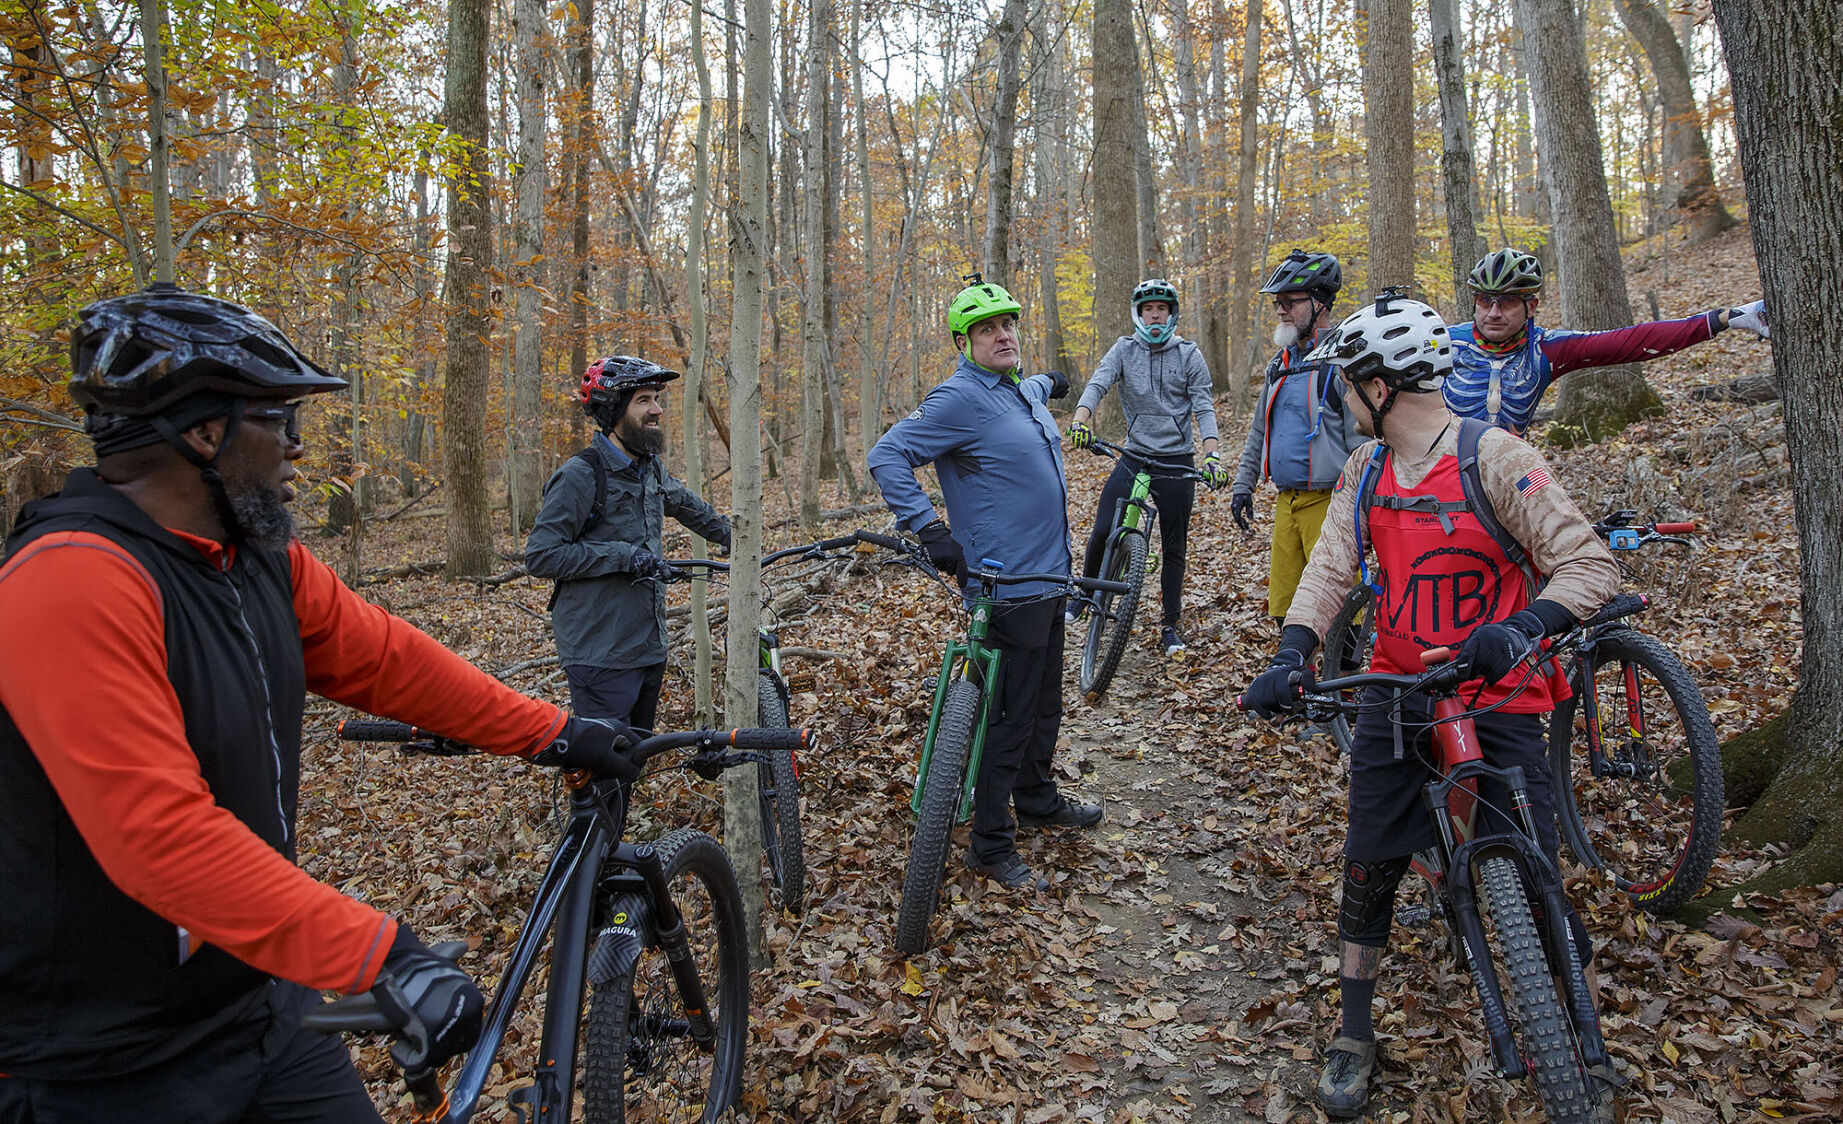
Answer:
[{"left": 299, "top": 224, "right": 1840, "bottom": 1122}]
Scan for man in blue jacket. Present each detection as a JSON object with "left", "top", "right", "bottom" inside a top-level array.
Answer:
[
  {"left": 526, "top": 357, "right": 731, "bottom": 730},
  {"left": 867, "top": 277, "right": 1101, "bottom": 891}
]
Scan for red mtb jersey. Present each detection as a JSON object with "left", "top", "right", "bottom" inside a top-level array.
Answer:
[{"left": 1366, "top": 452, "right": 1555, "bottom": 713}]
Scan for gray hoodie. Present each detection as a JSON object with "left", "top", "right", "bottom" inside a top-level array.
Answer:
[{"left": 1077, "top": 334, "right": 1219, "bottom": 456}]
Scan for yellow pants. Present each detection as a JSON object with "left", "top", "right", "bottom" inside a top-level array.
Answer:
[{"left": 1268, "top": 487, "right": 1334, "bottom": 619}]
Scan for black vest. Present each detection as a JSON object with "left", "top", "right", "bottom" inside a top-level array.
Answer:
[{"left": 0, "top": 469, "right": 307, "bottom": 1078}]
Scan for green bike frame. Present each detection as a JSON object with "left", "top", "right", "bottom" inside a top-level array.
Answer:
[
  {"left": 912, "top": 598, "right": 1003, "bottom": 823},
  {"left": 1107, "top": 468, "right": 1158, "bottom": 572}
]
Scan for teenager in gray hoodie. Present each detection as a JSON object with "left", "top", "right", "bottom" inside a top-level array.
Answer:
[{"left": 1068, "top": 279, "right": 1227, "bottom": 655}]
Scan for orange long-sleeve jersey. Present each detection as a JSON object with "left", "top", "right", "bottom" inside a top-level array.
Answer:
[{"left": 0, "top": 529, "right": 565, "bottom": 995}]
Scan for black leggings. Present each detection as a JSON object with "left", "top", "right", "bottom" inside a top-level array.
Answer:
[{"left": 1081, "top": 454, "right": 1196, "bottom": 629}]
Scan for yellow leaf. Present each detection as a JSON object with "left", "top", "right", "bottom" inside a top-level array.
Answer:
[
  {"left": 794, "top": 979, "right": 821, "bottom": 989},
  {"left": 899, "top": 962, "right": 924, "bottom": 996},
  {"left": 1662, "top": 1040, "right": 1679, "bottom": 1064}
]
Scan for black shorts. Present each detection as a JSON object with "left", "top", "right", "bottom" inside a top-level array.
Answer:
[{"left": 1344, "top": 687, "right": 1560, "bottom": 865}]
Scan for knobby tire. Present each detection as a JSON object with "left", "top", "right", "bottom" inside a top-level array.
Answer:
[
  {"left": 580, "top": 828, "right": 749, "bottom": 1123},
  {"left": 1321, "top": 585, "right": 1375, "bottom": 755},
  {"left": 1548, "top": 629, "right": 1721, "bottom": 914},
  {"left": 1478, "top": 856, "right": 1596, "bottom": 1124},
  {"left": 895, "top": 677, "right": 981, "bottom": 956},
  {"left": 756, "top": 670, "right": 806, "bottom": 914},
  {"left": 1079, "top": 529, "right": 1146, "bottom": 702}
]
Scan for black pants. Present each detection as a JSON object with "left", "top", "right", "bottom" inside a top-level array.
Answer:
[
  {"left": 1081, "top": 455, "right": 1196, "bottom": 630},
  {"left": 969, "top": 598, "right": 1067, "bottom": 864},
  {"left": 0, "top": 983, "right": 381, "bottom": 1124},
  {"left": 565, "top": 662, "right": 666, "bottom": 731}
]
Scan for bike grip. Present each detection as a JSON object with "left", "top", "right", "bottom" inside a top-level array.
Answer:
[
  {"left": 1654, "top": 521, "right": 1697, "bottom": 535},
  {"left": 853, "top": 531, "right": 907, "bottom": 551},
  {"left": 297, "top": 993, "right": 397, "bottom": 1033},
  {"left": 1419, "top": 646, "right": 1455, "bottom": 668},
  {"left": 729, "top": 726, "right": 814, "bottom": 753},
  {"left": 815, "top": 534, "right": 860, "bottom": 551},
  {"left": 1077, "top": 576, "right": 1133, "bottom": 595},
  {"left": 338, "top": 720, "right": 419, "bottom": 742}
]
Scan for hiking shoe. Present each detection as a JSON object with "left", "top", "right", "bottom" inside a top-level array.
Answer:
[
  {"left": 1065, "top": 602, "right": 1088, "bottom": 626},
  {"left": 1015, "top": 799, "right": 1104, "bottom": 829},
  {"left": 965, "top": 852, "right": 1049, "bottom": 890},
  {"left": 1161, "top": 626, "right": 1186, "bottom": 655},
  {"left": 1587, "top": 1061, "right": 1624, "bottom": 1124},
  {"left": 1317, "top": 1036, "right": 1377, "bottom": 1119}
]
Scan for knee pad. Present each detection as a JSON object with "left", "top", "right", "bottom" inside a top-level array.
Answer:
[{"left": 1338, "top": 856, "right": 1413, "bottom": 947}]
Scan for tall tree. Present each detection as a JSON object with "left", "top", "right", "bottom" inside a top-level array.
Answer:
[
  {"left": 726, "top": 0, "right": 773, "bottom": 963},
  {"left": 798, "top": 0, "right": 830, "bottom": 525},
  {"left": 564, "top": 0, "right": 593, "bottom": 448},
  {"left": 686, "top": 0, "right": 716, "bottom": 723},
  {"left": 983, "top": 0, "right": 1028, "bottom": 288},
  {"left": 1031, "top": 3, "right": 1076, "bottom": 380},
  {"left": 507, "top": 0, "right": 548, "bottom": 534},
  {"left": 853, "top": 0, "right": 881, "bottom": 444},
  {"left": 1361, "top": 0, "right": 1415, "bottom": 290},
  {"left": 1614, "top": 0, "right": 1737, "bottom": 244},
  {"left": 440, "top": 0, "right": 496, "bottom": 578},
  {"left": 1430, "top": 0, "right": 1487, "bottom": 308},
  {"left": 1517, "top": 0, "right": 1661, "bottom": 439},
  {"left": 1227, "top": 0, "right": 1263, "bottom": 383},
  {"left": 1129, "top": 31, "right": 1163, "bottom": 276},
  {"left": 1092, "top": 0, "right": 1139, "bottom": 379},
  {"left": 138, "top": 0, "right": 173, "bottom": 283},
  {"left": 1707, "top": 0, "right": 1843, "bottom": 895}
]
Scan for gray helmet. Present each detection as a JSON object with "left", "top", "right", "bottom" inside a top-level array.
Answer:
[{"left": 1467, "top": 248, "right": 1543, "bottom": 296}]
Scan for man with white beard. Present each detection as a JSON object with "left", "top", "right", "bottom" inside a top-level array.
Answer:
[{"left": 1231, "top": 250, "right": 1364, "bottom": 622}]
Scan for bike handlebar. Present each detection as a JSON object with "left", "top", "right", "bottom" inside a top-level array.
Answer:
[
  {"left": 1085, "top": 437, "right": 1209, "bottom": 480},
  {"left": 337, "top": 721, "right": 817, "bottom": 771},
  {"left": 297, "top": 940, "right": 473, "bottom": 1034},
  {"left": 1590, "top": 509, "right": 1699, "bottom": 550}
]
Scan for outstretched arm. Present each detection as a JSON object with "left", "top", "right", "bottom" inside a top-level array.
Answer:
[{"left": 1541, "top": 310, "right": 1721, "bottom": 377}]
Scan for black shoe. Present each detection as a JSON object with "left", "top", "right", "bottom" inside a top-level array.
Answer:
[
  {"left": 1015, "top": 799, "right": 1104, "bottom": 829},
  {"left": 1161, "top": 626, "right": 1187, "bottom": 655},
  {"left": 965, "top": 852, "right": 1049, "bottom": 890}
]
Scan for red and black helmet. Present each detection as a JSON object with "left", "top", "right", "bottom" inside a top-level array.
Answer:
[{"left": 578, "top": 355, "right": 680, "bottom": 430}]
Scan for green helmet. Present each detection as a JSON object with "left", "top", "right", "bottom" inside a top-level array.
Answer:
[
  {"left": 1468, "top": 248, "right": 1543, "bottom": 296},
  {"left": 948, "top": 276, "right": 1023, "bottom": 339}
]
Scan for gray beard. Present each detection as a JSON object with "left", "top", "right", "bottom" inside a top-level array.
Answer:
[
  {"left": 226, "top": 476, "right": 297, "bottom": 551},
  {"left": 1272, "top": 322, "right": 1300, "bottom": 351}
]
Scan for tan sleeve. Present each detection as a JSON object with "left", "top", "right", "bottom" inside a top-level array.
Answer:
[
  {"left": 1474, "top": 428, "right": 1621, "bottom": 621},
  {"left": 1283, "top": 442, "right": 1380, "bottom": 642}
]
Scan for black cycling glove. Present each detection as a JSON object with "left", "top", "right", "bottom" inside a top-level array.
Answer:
[
  {"left": 1041, "top": 370, "right": 1071, "bottom": 400},
  {"left": 531, "top": 715, "right": 641, "bottom": 780},
  {"left": 628, "top": 548, "right": 680, "bottom": 582},
  {"left": 1455, "top": 611, "right": 1543, "bottom": 686},
  {"left": 372, "top": 925, "right": 483, "bottom": 1075},
  {"left": 1230, "top": 492, "right": 1254, "bottom": 531},
  {"left": 916, "top": 519, "right": 967, "bottom": 581},
  {"left": 1243, "top": 625, "right": 1319, "bottom": 718}
]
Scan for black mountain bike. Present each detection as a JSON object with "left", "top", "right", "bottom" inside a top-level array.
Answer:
[
  {"left": 306, "top": 720, "right": 811, "bottom": 1122},
  {"left": 1075, "top": 438, "right": 1209, "bottom": 702}
]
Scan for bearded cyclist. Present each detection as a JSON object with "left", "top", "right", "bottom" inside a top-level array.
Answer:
[
  {"left": 867, "top": 275, "right": 1101, "bottom": 893},
  {"left": 1067, "top": 278, "right": 1224, "bottom": 655},
  {"left": 0, "top": 286, "right": 640, "bottom": 1122},
  {"left": 1447, "top": 247, "right": 1770, "bottom": 434},
  {"left": 1241, "top": 292, "right": 1621, "bottom": 1120}
]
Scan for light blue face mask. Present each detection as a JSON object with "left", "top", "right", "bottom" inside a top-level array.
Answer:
[{"left": 1133, "top": 303, "right": 1176, "bottom": 346}]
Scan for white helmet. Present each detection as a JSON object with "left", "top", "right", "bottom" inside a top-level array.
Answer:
[{"left": 1306, "top": 291, "right": 1452, "bottom": 393}]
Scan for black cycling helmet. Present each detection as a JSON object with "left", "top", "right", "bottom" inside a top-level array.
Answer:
[
  {"left": 1467, "top": 248, "right": 1543, "bottom": 296},
  {"left": 1260, "top": 249, "right": 1342, "bottom": 306},
  {"left": 70, "top": 283, "right": 347, "bottom": 418},
  {"left": 579, "top": 355, "right": 680, "bottom": 432}
]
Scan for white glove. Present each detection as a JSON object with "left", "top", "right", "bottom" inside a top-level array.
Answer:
[{"left": 1726, "top": 299, "right": 1769, "bottom": 339}]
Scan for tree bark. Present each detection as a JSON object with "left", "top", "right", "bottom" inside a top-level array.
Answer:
[
  {"left": 983, "top": 0, "right": 1028, "bottom": 288},
  {"left": 1614, "top": 0, "right": 1737, "bottom": 245},
  {"left": 508, "top": 0, "right": 548, "bottom": 535},
  {"left": 325, "top": 15, "right": 364, "bottom": 565},
  {"left": 798, "top": 0, "right": 829, "bottom": 526},
  {"left": 1092, "top": 0, "right": 1140, "bottom": 383},
  {"left": 1170, "top": 0, "right": 1213, "bottom": 387},
  {"left": 1129, "top": 37, "right": 1163, "bottom": 277},
  {"left": 1227, "top": 0, "right": 1262, "bottom": 386},
  {"left": 138, "top": 0, "right": 173, "bottom": 283},
  {"left": 1516, "top": 0, "right": 1661, "bottom": 441},
  {"left": 686, "top": 0, "right": 715, "bottom": 724},
  {"left": 565, "top": 0, "right": 593, "bottom": 450},
  {"left": 1031, "top": 3, "right": 1076, "bottom": 382},
  {"left": 1430, "top": 0, "right": 1487, "bottom": 311},
  {"left": 853, "top": 0, "right": 881, "bottom": 444},
  {"left": 440, "top": 0, "right": 496, "bottom": 579},
  {"left": 726, "top": 0, "right": 773, "bottom": 966},
  {"left": 1706, "top": 0, "right": 1843, "bottom": 896},
  {"left": 1360, "top": 0, "right": 1415, "bottom": 291}
]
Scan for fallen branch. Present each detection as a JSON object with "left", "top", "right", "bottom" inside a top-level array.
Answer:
[
  {"left": 382, "top": 482, "right": 442, "bottom": 521},
  {"left": 0, "top": 396, "right": 85, "bottom": 433},
  {"left": 492, "top": 654, "right": 559, "bottom": 678},
  {"left": 357, "top": 560, "right": 444, "bottom": 585},
  {"left": 769, "top": 501, "right": 888, "bottom": 529},
  {"left": 461, "top": 564, "right": 529, "bottom": 587},
  {"left": 777, "top": 645, "right": 848, "bottom": 662}
]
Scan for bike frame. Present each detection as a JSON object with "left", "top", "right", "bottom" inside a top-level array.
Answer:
[{"left": 914, "top": 599, "right": 1002, "bottom": 823}]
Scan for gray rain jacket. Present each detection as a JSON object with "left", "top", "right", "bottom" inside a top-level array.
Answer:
[{"left": 525, "top": 438, "right": 730, "bottom": 670}]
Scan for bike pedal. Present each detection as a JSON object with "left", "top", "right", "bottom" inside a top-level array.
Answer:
[
  {"left": 1396, "top": 901, "right": 1433, "bottom": 928},
  {"left": 784, "top": 672, "right": 816, "bottom": 693}
]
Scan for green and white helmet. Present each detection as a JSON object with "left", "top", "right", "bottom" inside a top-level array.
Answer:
[
  {"left": 948, "top": 275, "right": 1023, "bottom": 339},
  {"left": 1468, "top": 248, "right": 1543, "bottom": 296},
  {"left": 1131, "top": 278, "right": 1180, "bottom": 346}
]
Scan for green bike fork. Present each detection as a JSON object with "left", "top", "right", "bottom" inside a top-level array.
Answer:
[{"left": 913, "top": 614, "right": 1002, "bottom": 823}]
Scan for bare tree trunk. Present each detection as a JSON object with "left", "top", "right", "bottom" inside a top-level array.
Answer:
[
  {"left": 1430, "top": 0, "right": 1487, "bottom": 310},
  {"left": 1615, "top": 0, "right": 1737, "bottom": 244},
  {"left": 798, "top": 0, "right": 829, "bottom": 526},
  {"left": 1705, "top": 0, "right": 1843, "bottom": 897},
  {"left": 508, "top": 0, "right": 549, "bottom": 534},
  {"left": 139, "top": 0, "right": 173, "bottom": 283},
  {"left": 983, "top": 0, "right": 1028, "bottom": 288},
  {"left": 686, "top": 0, "right": 716, "bottom": 724},
  {"left": 1227, "top": 0, "right": 1262, "bottom": 384},
  {"left": 325, "top": 16, "right": 364, "bottom": 565},
  {"left": 566, "top": 0, "right": 594, "bottom": 451},
  {"left": 852, "top": 0, "right": 881, "bottom": 443},
  {"left": 1361, "top": 0, "right": 1415, "bottom": 291},
  {"left": 403, "top": 161, "right": 433, "bottom": 495},
  {"left": 1093, "top": 0, "right": 1140, "bottom": 384},
  {"left": 1171, "top": 0, "right": 1211, "bottom": 379},
  {"left": 1032, "top": 3, "right": 1077, "bottom": 381},
  {"left": 726, "top": 0, "right": 772, "bottom": 965},
  {"left": 1517, "top": 0, "right": 1661, "bottom": 441},
  {"left": 441, "top": 0, "right": 497, "bottom": 578},
  {"left": 1129, "top": 39, "right": 1164, "bottom": 277}
]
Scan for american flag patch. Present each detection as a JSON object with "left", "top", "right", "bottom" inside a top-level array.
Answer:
[{"left": 1516, "top": 467, "right": 1552, "bottom": 496}]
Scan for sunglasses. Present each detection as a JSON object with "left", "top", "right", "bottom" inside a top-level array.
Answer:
[
  {"left": 244, "top": 401, "right": 302, "bottom": 442},
  {"left": 1272, "top": 295, "right": 1314, "bottom": 313},
  {"left": 1474, "top": 295, "right": 1531, "bottom": 312}
]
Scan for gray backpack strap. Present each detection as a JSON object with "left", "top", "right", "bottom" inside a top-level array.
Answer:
[{"left": 1455, "top": 417, "right": 1538, "bottom": 593}]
